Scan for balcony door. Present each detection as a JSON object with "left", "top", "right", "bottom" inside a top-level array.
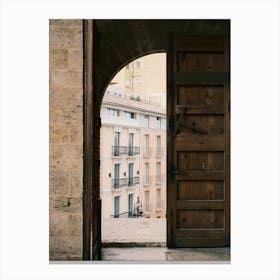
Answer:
[
  {"left": 128, "top": 163, "right": 134, "bottom": 186},
  {"left": 114, "top": 164, "right": 120, "bottom": 188},
  {"left": 128, "top": 133, "right": 134, "bottom": 156},
  {"left": 114, "top": 131, "right": 120, "bottom": 156}
]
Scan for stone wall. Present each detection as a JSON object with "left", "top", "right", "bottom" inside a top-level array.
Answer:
[{"left": 49, "top": 19, "right": 83, "bottom": 260}]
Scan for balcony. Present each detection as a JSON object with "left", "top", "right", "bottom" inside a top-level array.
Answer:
[
  {"left": 155, "top": 147, "right": 164, "bottom": 157},
  {"left": 128, "top": 146, "right": 140, "bottom": 156},
  {"left": 111, "top": 178, "right": 128, "bottom": 188},
  {"left": 112, "top": 146, "right": 140, "bottom": 156},
  {"left": 112, "top": 177, "right": 140, "bottom": 188},
  {"left": 128, "top": 176, "right": 140, "bottom": 186},
  {"left": 112, "top": 146, "right": 128, "bottom": 156}
]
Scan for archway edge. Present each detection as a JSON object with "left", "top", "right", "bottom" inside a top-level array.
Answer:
[
  {"left": 101, "top": 50, "right": 166, "bottom": 100},
  {"left": 94, "top": 19, "right": 230, "bottom": 101}
]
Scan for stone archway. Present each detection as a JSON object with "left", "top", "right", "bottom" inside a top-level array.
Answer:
[{"left": 83, "top": 19, "right": 230, "bottom": 260}]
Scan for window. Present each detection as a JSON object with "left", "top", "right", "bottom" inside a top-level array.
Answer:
[
  {"left": 135, "top": 79, "right": 141, "bottom": 87},
  {"left": 156, "top": 117, "right": 161, "bottom": 129},
  {"left": 114, "top": 164, "right": 120, "bottom": 187},
  {"left": 156, "top": 135, "right": 161, "bottom": 155},
  {"left": 144, "top": 115, "right": 149, "bottom": 128},
  {"left": 126, "top": 79, "right": 131, "bottom": 88},
  {"left": 128, "top": 163, "right": 134, "bottom": 186},
  {"left": 144, "top": 163, "right": 149, "bottom": 184},
  {"left": 136, "top": 61, "right": 141, "bottom": 68},
  {"left": 128, "top": 194, "right": 134, "bottom": 217},
  {"left": 156, "top": 189, "right": 161, "bottom": 209},
  {"left": 106, "top": 108, "right": 120, "bottom": 117},
  {"left": 114, "top": 196, "right": 120, "bottom": 218},
  {"left": 144, "top": 134, "right": 149, "bottom": 155},
  {"left": 156, "top": 162, "right": 161, "bottom": 183},
  {"left": 114, "top": 132, "right": 120, "bottom": 155},
  {"left": 124, "top": 111, "right": 136, "bottom": 119},
  {"left": 144, "top": 191, "right": 149, "bottom": 212},
  {"left": 128, "top": 133, "right": 134, "bottom": 156}
]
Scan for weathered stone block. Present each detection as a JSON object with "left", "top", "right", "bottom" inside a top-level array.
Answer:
[
  {"left": 50, "top": 196, "right": 82, "bottom": 214},
  {"left": 69, "top": 125, "right": 83, "bottom": 143},
  {"left": 49, "top": 25, "right": 83, "bottom": 49},
  {"left": 49, "top": 169, "right": 69, "bottom": 195},
  {"left": 49, "top": 213, "right": 68, "bottom": 236},
  {"left": 50, "top": 103, "right": 82, "bottom": 125},
  {"left": 50, "top": 69, "right": 83, "bottom": 90},
  {"left": 67, "top": 214, "right": 83, "bottom": 236},
  {"left": 49, "top": 147, "right": 82, "bottom": 170},
  {"left": 49, "top": 19, "right": 82, "bottom": 27},
  {"left": 50, "top": 125, "right": 69, "bottom": 143},
  {"left": 49, "top": 87, "right": 82, "bottom": 108},
  {"left": 68, "top": 48, "right": 83, "bottom": 72},
  {"left": 50, "top": 49, "right": 68, "bottom": 69},
  {"left": 49, "top": 236, "right": 82, "bottom": 260},
  {"left": 69, "top": 171, "right": 83, "bottom": 196}
]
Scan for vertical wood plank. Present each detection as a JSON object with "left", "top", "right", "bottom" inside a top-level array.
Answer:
[{"left": 83, "top": 19, "right": 93, "bottom": 260}]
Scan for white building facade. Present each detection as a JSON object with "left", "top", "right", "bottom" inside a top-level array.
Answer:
[{"left": 100, "top": 89, "right": 166, "bottom": 219}]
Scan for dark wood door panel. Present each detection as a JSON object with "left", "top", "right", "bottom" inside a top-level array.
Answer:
[
  {"left": 175, "top": 135, "right": 226, "bottom": 151},
  {"left": 177, "top": 180, "right": 224, "bottom": 201},
  {"left": 168, "top": 34, "right": 230, "bottom": 248},
  {"left": 177, "top": 85, "right": 224, "bottom": 107},
  {"left": 177, "top": 209, "right": 224, "bottom": 229},
  {"left": 177, "top": 151, "right": 225, "bottom": 171},
  {"left": 177, "top": 52, "right": 225, "bottom": 72}
]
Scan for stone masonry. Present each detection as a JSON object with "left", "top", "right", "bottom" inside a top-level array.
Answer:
[{"left": 49, "top": 19, "right": 83, "bottom": 260}]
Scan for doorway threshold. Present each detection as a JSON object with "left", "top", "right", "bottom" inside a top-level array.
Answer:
[
  {"left": 102, "top": 242, "right": 166, "bottom": 248},
  {"left": 102, "top": 247, "right": 230, "bottom": 262}
]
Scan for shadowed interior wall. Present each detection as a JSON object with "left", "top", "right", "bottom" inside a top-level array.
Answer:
[{"left": 49, "top": 19, "right": 83, "bottom": 260}]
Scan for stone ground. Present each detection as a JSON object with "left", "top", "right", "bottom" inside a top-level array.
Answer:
[
  {"left": 102, "top": 217, "right": 166, "bottom": 245},
  {"left": 101, "top": 218, "right": 230, "bottom": 262},
  {"left": 102, "top": 247, "right": 230, "bottom": 262}
]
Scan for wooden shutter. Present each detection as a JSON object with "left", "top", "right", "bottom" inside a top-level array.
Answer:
[{"left": 167, "top": 35, "right": 230, "bottom": 247}]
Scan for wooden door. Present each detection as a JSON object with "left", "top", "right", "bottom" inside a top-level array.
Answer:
[{"left": 167, "top": 35, "right": 230, "bottom": 247}]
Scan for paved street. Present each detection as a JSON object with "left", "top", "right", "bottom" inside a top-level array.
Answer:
[
  {"left": 101, "top": 218, "right": 230, "bottom": 261},
  {"left": 102, "top": 247, "right": 230, "bottom": 262},
  {"left": 102, "top": 217, "right": 166, "bottom": 244}
]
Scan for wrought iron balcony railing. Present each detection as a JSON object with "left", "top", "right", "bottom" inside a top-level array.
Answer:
[
  {"left": 112, "top": 146, "right": 140, "bottom": 156},
  {"left": 111, "top": 178, "right": 128, "bottom": 188},
  {"left": 128, "top": 146, "right": 140, "bottom": 156},
  {"left": 112, "top": 146, "right": 128, "bottom": 156},
  {"left": 112, "top": 177, "right": 140, "bottom": 188},
  {"left": 128, "top": 176, "right": 140, "bottom": 186}
]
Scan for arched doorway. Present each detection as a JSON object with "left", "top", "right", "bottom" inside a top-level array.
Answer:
[
  {"left": 100, "top": 53, "right": 167, "bottom": 247},
  {"left": 83, "top": 19, "right": 230, "bottom": 260}
]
